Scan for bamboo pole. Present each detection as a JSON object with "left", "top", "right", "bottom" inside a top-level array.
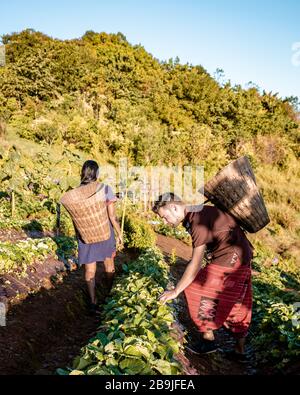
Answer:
[
  {"left": 120, "top": 178, "right": 128, "bottom": 241},
  {"left": 11, "top": 191, "right": 15, "bottom": 218}
]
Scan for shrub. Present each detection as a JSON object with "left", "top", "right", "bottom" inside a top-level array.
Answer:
[{"left": 123, "top": 213, "right": 156, "bottom": 250}]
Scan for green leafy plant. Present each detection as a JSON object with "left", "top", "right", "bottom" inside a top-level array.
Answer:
[
  {"left": 250, "top": 242, "right": 300, "bottom": 371},
  {"left": 59, "top": 248, "right": 185, "bottom": 375},
  {"left": 123, "top": 213, "right": 156, "bottom": 250}
]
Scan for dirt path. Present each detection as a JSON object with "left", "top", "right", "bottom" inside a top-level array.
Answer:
[{"left": 156, "top": 234, "right": 257, "bottom": 375}]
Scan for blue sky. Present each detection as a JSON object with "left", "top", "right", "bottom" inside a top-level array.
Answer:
[{"left": 1, "top": 0, "right": 299, "bottom": 99}]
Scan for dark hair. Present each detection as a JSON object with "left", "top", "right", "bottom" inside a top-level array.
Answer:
[
  {"left": 80, "top": 160, "right": 99, "bottom": 185},
  {"left": 152, "top": 192, "right": 183, "bottom": 214}
]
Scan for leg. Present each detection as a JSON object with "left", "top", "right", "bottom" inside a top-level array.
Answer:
[
  {"left": 183, "top": 275, "right": 219, "bottom": 354},
  {"left": 103, "top": 257, "right": 115, "bottom": 290},
  {"left": 223, "top": 275, "right": 252, "bottom": 354},
  {"left": 84, "top": 262, "right": 97, "bottom": 304},
  {"left": 235, "top": 337, "right": 246, "bottom": 354}
]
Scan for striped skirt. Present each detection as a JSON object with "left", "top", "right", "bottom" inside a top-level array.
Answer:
[{"left": 184, "top": 255, "right": 252, "bottom": 339}]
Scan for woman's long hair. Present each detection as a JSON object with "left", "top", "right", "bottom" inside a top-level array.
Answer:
[{"left": 80, "top": 160, "right": 99, "bottom": 185}]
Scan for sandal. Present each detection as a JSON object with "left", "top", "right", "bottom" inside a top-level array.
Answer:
[{"left": 185, "top": 339, "right": 219, "bottom": 355}]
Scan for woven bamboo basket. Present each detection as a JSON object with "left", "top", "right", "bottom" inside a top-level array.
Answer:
[
  {"left": 203, "top": 156, "right": 270, "bottom": 233},
  {"left": 60, "top": 182, "right": 111, "bottom": 243}
]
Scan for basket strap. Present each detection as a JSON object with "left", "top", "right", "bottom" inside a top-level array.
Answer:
[{"left": 85, "top": 182, "right": 105, "bottom": 199}]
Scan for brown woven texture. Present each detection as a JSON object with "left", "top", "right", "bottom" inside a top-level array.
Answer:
[
  {"left": 204, "top": 156, "right": 270, "bottom": 233},
  {"left": 60, "top": 181, "right": 111, "bottom": 243}
]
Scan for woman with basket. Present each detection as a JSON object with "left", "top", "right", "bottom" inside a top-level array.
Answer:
[{"left": 60, "top": 160, "right": 123, "bottom": 315}]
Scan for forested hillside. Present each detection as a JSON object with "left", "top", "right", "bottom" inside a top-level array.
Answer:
[{"left": 0, "top": 29, "right": 298, "bottom": 168}]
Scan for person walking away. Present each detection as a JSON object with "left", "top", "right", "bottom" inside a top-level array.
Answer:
[{"left": 63, "top": 160, "right": 123, "bottom": 315}]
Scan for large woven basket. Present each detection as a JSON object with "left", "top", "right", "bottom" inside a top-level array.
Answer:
[
  {"left": 203, "top": 156, "right": 270, "bottom": 233},
  {"left": 60, "top": 182, "right": 111, "bottom": 243}
]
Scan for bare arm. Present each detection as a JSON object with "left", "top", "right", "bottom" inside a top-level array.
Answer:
[
  {"left": 174, "top": 244, "right": 206, "bottom": 295},
  {"left": 159, "top": 244, "right": 206, "bottom": 304},
  {"left": 107, "top": 202, "right": 123, "bottom": 247}
]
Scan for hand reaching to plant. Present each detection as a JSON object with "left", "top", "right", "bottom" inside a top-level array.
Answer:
[{"left": 159, "top": 288, "right": 178, "bottom": 304}]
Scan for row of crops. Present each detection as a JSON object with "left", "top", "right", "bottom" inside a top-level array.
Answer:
[
  {"left": 250, "top": 243, "right": 300, "bottom": 370},
  {"left": 0, "top": 237, "right": 56, "bottom": 277},
  {"left": 0, "top": 234, "right": 78, "bottom": 278},
  {"left": 58, "top": 248, "right": 186, "bottom": 375}
]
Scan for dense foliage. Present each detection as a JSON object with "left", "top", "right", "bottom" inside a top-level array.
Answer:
[
  {"left": 0, "top": 137, "right": 82, "bottom": 234},
  {"left": 0, "top": 29, "right": 298, "bottom": 170},
  {"left": 123, "top": 213, "right": 157, "bottom": 250}
]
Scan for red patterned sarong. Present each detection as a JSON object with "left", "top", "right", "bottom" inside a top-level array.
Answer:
[{"left": 184, "top": 256, "right": 252, "bottom": 338}]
